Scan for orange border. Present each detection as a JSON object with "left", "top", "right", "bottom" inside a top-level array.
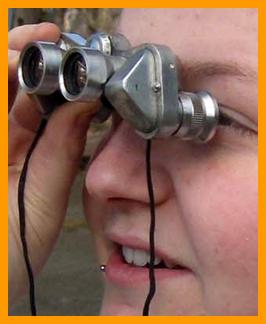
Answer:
[{"left": 1, "top": 2, "right": 264, "bottom": 322}]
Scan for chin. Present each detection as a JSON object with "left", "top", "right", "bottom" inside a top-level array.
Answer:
[
  {"left": 99, "top": 287, "right": 145, "bottom": 316},
  {"left": 99, "top": 287, "right": 207, "bottom": 316},
  {"left": 100, "top": 301, "right": 141, "bottom": 316}
]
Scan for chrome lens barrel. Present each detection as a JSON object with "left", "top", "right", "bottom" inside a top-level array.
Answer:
[
  {"left": 175, "top": 91, "right": 219, "bottom": 142},
  {"left": 59, "top": 47, "right": 113, "bottom": 102},
  {"left": 18, "top": 42, "right": 63, "bottom": 95}
]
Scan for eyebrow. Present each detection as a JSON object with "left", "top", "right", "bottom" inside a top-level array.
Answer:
[{"left": 180, "top": 61, "right": 257, "bottom": 84}]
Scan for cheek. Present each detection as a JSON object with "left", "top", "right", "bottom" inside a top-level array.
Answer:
[{"left": 169, "top": 148, "right": 257, "bottom": 276}]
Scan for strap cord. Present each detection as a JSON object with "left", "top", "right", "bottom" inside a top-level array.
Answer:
[
  {"left": 17, "top": 118, "right": 48, "bottom": 316},
  {"left": 142, "top": 139, "right": 156, "bottom": 316}
]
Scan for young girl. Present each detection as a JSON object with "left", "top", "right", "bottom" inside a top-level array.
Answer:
[{"left": 8, "top": 9, "right": 257, "bottom": 315}]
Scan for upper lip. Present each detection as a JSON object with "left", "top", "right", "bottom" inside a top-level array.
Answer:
[{"left": 106, "top": 231, "right": 190, "bottom": 270}]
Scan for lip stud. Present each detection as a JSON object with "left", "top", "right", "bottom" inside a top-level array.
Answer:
[{"left": 100, "top": 264, "right": 106, "bottom": 272}]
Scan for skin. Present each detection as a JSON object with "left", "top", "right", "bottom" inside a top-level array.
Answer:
[
  {"left": 8, "top": 9, "right": 257, "bottom": 316},
  {"left": 83, "top": 9, "right": 258, "bottom": 315}
]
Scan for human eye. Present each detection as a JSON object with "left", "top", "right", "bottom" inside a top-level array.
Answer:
[{"left": 217, "top": 104, "right": 258, "bottom": 138}]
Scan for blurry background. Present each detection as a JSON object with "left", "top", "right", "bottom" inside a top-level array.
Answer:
[
  {"left": 8, "top": 8, "right": 122, "bottom": 316},
  {"left": 8, "top": 8, "right": 122, "bottom": 35}
]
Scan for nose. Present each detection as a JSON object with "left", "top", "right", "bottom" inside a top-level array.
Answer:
[{"left": 85, "top": 121, "right": 172, "bottom": 205}]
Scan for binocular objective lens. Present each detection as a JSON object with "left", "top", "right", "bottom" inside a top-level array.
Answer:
[
  {"left": 76, "top": 60, "right": 87, "bottom": 89},
  {"left": 22, "top": 47, "right": 44, "bottom": 89},
  {"left": 63, "top": 53, "right": 87, "bottom": 96}
]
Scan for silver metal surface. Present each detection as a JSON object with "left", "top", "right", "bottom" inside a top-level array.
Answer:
[
  {"left": 59, "top": 47, "right": 126, "bottom": 102},
  {"left": 18, "top": 33, "right": 87, "bottom": 95},
  {"left": 59, "top": 33, "right": 131, "bottom": 103},
  {"left": 59, "top": 32, "right": 88, "bottom": 50},
  {"left": 108, "top": 33, "right": 131, "bottom": 53},
  {"left": 100, "top": 265, "right": 106, "bottom": 272},
  {"left": 104, "top": 44, "right": 180, "bottom": 139},
  {"left": 18, "top": 41, "right": 64, "bottom": 95},
  {"left": 87, "top": 32, "right": 131, "bottom": 55},
  {"left": 18, "top": 33, "right": 87, "bottom": 114},
  {"left": 176, "top": 91, "right": 219, "bottom": 142},
  {"left": 18, "top": 30, "right": 220, "bottom": 142},
  {"left": 87, "top": 32, "right": 112, "bottom": 55}
]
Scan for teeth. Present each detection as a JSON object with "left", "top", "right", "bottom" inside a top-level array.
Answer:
[
  {"left": 133, "top": 249, "right": 149, "bottom": 266},
  {"left": 154, "top": 256, "right": 161, "bottom": 266},
  {"left": 122, "top": 246, "right": 134, "bottom": 264},
  {"left": 122, "top": 246, "right": 162, "bottom": 267}
]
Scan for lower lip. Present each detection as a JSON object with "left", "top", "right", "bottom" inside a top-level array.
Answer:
[{"left": 105, "top": 250, "right": 191, "bottom": 288}]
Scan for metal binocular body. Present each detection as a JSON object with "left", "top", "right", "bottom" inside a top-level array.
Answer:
[{"left": 18, "top": 32, "right": 219, "bottom": 142}]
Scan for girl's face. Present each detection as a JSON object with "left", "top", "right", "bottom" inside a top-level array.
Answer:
[{"left": 84, "top": 9, "right": 258, "bottom": 315}]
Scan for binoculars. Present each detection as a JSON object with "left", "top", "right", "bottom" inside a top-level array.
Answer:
[{"left": 18, "top": 32, "right": 219, "bottom": 142}]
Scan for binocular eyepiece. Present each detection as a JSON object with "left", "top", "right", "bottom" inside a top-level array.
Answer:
[{"left": 18, "top": 31, "right": 219, "bottom": 142}]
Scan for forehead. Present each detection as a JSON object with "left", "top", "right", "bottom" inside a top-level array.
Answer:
[
  {"left": 119, "top": 9, "right": 257, "bottom": 66},
  {"left": 119, "top": 9, "right": 258, "bottom": 122}
]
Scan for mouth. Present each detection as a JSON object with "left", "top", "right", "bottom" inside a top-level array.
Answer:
[
  {"left": 104, "top": 237, "right": 192, "bottom": 287},
  {"left": 121, "top": 245, "right": 186, "bottom": 270}
]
